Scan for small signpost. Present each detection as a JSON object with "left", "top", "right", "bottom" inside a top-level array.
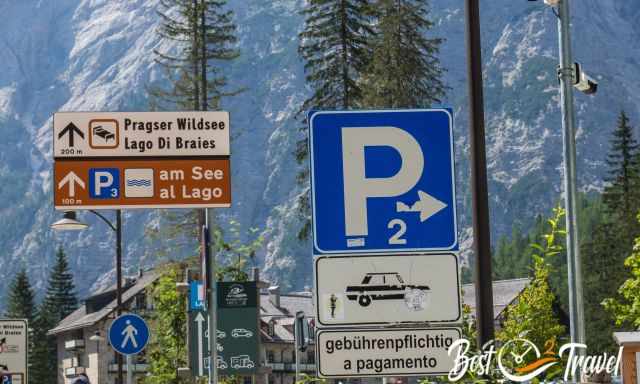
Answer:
[
  {"left": 315, "top": 327, "right": 461, "bottom": 377},
  {"left": 315, "top": 254, "right": 461, "bottom": 326},
  {"left": 189, "top": 282, "right": 260, "bottom": 377},
  {"left": 309, "top": 109, "right": 462, "bottom": 379},
  {"left": 0, "top": 319, "right": 28, "bottom": 384}
]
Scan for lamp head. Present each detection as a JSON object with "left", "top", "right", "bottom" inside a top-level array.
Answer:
[{"left": 51, "top": 211, "right": 88, "bottom": 231}]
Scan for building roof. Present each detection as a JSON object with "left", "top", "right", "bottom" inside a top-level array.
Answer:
[
  {"left": 48, "top": 269, "right": 161, "bottom": 335},
  {"left": 260, "top": 292, "right": 313, "bottom": 318},
  {"left": 614, "top": 332, "right": 640, "bottom": 345},
  {"left": 462, "top": 278, "right": 530, "bottom": 318}
]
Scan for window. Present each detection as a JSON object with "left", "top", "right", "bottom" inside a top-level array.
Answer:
[
  {"left": 307, "top": 351, "right": 315, "bottom": 364},
  {"left": 243, "top": 376, "right": 252, "bottom": 384},
  {"left": 268, "top": 375, "right": 276, "bottom": 384},
  {"left": 267, "top": 350, "right": 275, "bottom": 363}
]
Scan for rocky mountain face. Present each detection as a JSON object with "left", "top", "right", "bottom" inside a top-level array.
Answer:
[{"left": 0, "top": 0, "right": 638, "bottom": 302}]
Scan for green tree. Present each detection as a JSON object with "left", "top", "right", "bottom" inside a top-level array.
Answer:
[
  {"left": 295, "top": 0, "right": 374, "bottom": 239},
  {"left": 145, "top": 264, "right": 189, "bottom": 384},
  {"left": 214, "top": 221, "right": 264, "bottom": 282},
  {"left": 361, "top": 0, "right": 446, "bottom": 108},
  {"left": 152, "top": 0, "right": 240, "bottom": 111},
  {"left": 31, "top": 246, "right": 78, "bottom": 384},
  {"left": 4, "top": 268, "right": 36, "bottom": 322},
  {"left": 497, "top": 207, "right": 566, "bottom": 381},
  {"left": 603, "top": 214, "right": 640, "bottom": 330},
  {"left": 4, "top": 268, "right": 36, "bottom": 380},
  {"left": 603, "top": 110, "right": 640, "bottom": 239}
]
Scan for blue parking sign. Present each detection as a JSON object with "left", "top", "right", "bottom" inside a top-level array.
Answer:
[
  {"left": 309, "top": 109, "right": 458, "bottom": 254},
  {"left": 89, "top": 168, "right": 120, "bottom": 199}
]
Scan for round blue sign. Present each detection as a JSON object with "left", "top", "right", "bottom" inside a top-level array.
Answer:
[{"left": 108, "top": 313, "right": 149, "bottom": 355}]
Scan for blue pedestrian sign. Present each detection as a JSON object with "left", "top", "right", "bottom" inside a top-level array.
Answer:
[
  {"left": 108, "top": 313, "right": 149, "bottom": 355},
  {"left": 309, "top": 109, "right": 457, "bottom": 254}
]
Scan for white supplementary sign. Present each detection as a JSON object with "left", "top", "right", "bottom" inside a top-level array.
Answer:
[
  {"left": 0, "top": 319, "right": 27, "bottom": 383},
  {"left": 314, "top": 254, "right": 461, "bottom": 326},
  {"left": 54, "top": 111, "right": 229, "bottom": 157},
  {"left": 316, "top": 327, "right": 460, "bottom": 378}
]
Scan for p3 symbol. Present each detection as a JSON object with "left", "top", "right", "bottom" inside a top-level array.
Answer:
[{"left": 89, "top": 168, "right": 120, "bottom": 199}]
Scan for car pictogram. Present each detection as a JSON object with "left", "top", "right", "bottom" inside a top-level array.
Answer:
[
  {"left": 345, "top": 272, "right": 430, "bottom": 307},
  {"left": 231, "top": 328, "right": 253, "bottom": 338}
]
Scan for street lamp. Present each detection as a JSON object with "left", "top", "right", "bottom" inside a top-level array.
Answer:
[
  {"left": 51, "top": 209, "right": 125, "bottom": 384},
  {"left": 50, "top": 211, "right": 88, "bottom": 231}
]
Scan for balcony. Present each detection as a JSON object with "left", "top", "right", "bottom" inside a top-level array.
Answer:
[
  {"left": 64, "top": 339, "right": 85, "bottom": 350},
  {"left": 265, "top": 362, "right": 285, "bottom": 371},
  {"left": 266, "top": 362, "right": 316, "bottom": 372},
  {"left": 108, "top": 363, "right": 150, "bottom": 373},
  {"left": 64, "top": 367, "right": 86, "bottom": 377}
]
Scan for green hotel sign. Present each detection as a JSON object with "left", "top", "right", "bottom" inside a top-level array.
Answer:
[{"left": 189, "top": 281, "right": 260, "bottom": 377}]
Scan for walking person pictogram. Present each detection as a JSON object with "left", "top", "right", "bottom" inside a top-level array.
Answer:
[
  {"left": 120, "top": 320, "right": 139, "bottom": 349},
  {"left": 330, "top": 294, "right": 337, "bottom": 318}
]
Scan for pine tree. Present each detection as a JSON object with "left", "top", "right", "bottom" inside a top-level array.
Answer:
[
  {"left": 41, "top": 246, "right": 78, "bottom": 321},
  {"left": 4, "top": 268, "right": 36, "bottom": 322},
  {"left": 295, "top": 0, "right": 374, "bottom": 238},
  {"left": 603, "top": 110, "right": 640, "bottom": 240},
  {"left": 152, "top": 0, "right": 240, "bottom": 111},
  {"left": 361, "top": 0, "right": 446, "bottom": 108},
  {"left": 31, "top": 246, "right": 78, "bottom": 384},
  {"left": 4, "top": 269, "right": 36, "bottom": 381},
  {"left": 150, "top": 0, "right": 241, "bottom": 247}
]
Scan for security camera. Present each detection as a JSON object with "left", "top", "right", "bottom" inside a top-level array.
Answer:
[{"left": 573, "top": 63, "right": 598, "bottom": 95}]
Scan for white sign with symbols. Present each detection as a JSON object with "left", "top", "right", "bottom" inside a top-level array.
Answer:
[
  {"left": 316, "top": 327, "right": 460, "bottom": 378},
  {"left": 0, "top": 319, "right": 28, "bottom": 383},
  {"left": 314, "top": 254, "right": 461, "bottom": 326},
  {"left": 54, "top": 111, "right": 229, "bottom": 158}
]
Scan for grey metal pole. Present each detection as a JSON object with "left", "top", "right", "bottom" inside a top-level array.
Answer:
[
  {"left": 464, "top": 0, "right": 495, "bottom": 346},
  {"left": 294, "top": 321, "right": 300, "bottom": 383},
  {"left": 556, "top": 0, "right": 585, "bottom": 367},
  {"left": 116, "top": 210, "right": 124, "bottom": 384},
  {"left": 207, "top": 210, "right": 218, "bottom": 384},
  {"left": 126, "top": 354, "right": 133, "bottom": 384}
]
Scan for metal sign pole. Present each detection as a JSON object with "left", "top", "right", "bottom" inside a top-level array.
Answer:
[
  {"left": 126, "top": 354, "right": 133, "bottom": 384},
  {"left": 556, "top": 0, "right": 585, "bottom": 371},
  {"left": 464, "top": 0, "right": 495, "bottom": 346},
  {"left": 206, "top": 209, "right": 218, "bottom": 384},
  {"left": 295, "top": 320, "right": 300, "bottom": 383}
]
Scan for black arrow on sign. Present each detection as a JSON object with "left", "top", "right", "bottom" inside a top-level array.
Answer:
[{"left": 58, "top": 122, "right": 84, "bottom": 147}]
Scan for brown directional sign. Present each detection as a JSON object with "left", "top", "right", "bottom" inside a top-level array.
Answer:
[{"left": 54, "top": 159, "right": 230, "bottom": 209}]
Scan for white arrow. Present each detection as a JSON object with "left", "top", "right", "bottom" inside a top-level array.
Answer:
[
  {"left": 58, "top": 171, "right": 85, "bottom": 197},
  {"left": 396, "top": 190, "right": 448, "bottom": 222},
  {"left": 195, "top": 312, "right": 206, "bottom": 376}
]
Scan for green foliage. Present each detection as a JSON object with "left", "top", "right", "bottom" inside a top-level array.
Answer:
[
  {"left": 145, "top": 264, "right": 189, "bottom": 384},
  {"left": 603, "top": 110, "right": 640, "bottom": 234},
  {"left": 4, "top": 268, "right": 36, "bottom": 379},
  {"left": 213, "top": 221, "right": 265, "bottom": 282},
  {"left": 603, "top": 214, "right": 640, "bottom": 329},
  {"left": 361, "top": 0, "right": 446, "bottom": 108},
  {"left": 583, "top": 112, "right": 640, "bottom": 352},
  {"left": 296, "top": 373, "right": 328, "bottom": 384},
  {"left": 497, "top": 207, "right": 566, "bottom": 380},
  {"left": 151, "top": 0, "right": 241, "bottom": 111},
  {"left": 298, "top": 0, "right": 374, "bottom": 112},
  {"left": 4, "top": 268, "right": 36, "bottom": 322},
  {"left": 31, "top": 246, "right": 78, "bottom": 384}
]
